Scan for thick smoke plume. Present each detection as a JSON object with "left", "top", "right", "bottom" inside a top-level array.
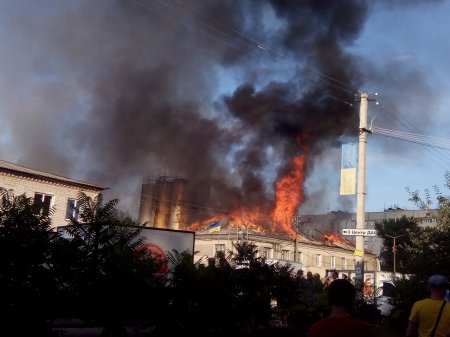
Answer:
[{"left": 0, "top": 1, "right": 436, "bottom": 219}]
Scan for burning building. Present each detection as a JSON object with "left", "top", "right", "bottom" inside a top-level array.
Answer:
[
  {"left": 194, "top": 225, "right": 380, "bottom": 279},
  {"left": 138, "top": 175, "right": 211, "bottom": 230},
  {"left": 138, "top": 176, "right": 186, "bottom": 229}
]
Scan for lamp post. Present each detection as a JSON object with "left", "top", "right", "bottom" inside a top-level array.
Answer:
[{"left": 385, "top": 234, "right": 407, "bottom": 274}]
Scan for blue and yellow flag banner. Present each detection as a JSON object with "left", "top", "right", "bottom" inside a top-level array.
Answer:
[
  {"left": 340, "top": 143, "right": 357, "bottom": 195},
  {"left": 207, "top": 221, "right": 221, "bottom": 233}
]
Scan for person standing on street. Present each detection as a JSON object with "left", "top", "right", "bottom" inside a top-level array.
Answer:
[
  {"left": 406, "top": 274, "right": 450, "bottom": 337},
  {"left": 307, "top": 279, "right": 373, "bottom": 337}
]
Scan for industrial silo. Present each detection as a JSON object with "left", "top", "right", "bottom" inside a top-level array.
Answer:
[
  {"left": 138, "top": 178, "right": 155, "bottom": 226},
  {"left": 154, "top": 176, "right": 172, "bottom": 228},
  {"left": 169, "top": 177, "right": 187, "bottom": 230}
]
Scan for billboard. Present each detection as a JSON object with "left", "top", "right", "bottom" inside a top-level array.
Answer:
[
  {"left": 57, "top": 225, "right": 195, "bottom": 272},
  {"left": 139, "top": 227, "right": 195, "bottom": 257},
  {"left": 137, "top": 227, "right": 195, "bottom": 273}
]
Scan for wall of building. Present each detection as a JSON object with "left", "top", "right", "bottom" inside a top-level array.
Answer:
[
  {"left": 0, "top": 173, "right": 99, "bottom": 228},
  {"left": 194, "top": 233, "right": 378, "bottom": 279},
  {"left": 299, "top": 210, "right": 436, "bottom": 255}
]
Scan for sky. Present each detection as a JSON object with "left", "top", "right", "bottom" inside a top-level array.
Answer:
[{"left": 0, "top": 0, "right": 449, "bottom": 221}]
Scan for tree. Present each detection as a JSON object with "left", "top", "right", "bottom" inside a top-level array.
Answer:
[
  {"left": 403, "top": 173, "right": 450, "bottom": 278},
  {"left": 58, "top": 192, "right": 164, "bottom": 337},
  {"left": 374, "top": 216, "right": 419, "bottom": 273},
  {"left": 0, "top": 188, "right": 57, "bottom": 336},
  {"left": 382, "top": 174, "right": 450, "bottom": 334}
]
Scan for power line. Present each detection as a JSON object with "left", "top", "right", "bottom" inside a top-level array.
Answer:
[
  {"left": 372, "top": 126, "right": 450, "bottom": 150},
  {"left": 140, "top": 191, "right": 279, "bottom": 222},
  {"left": 131, "top": 0, "right": 359, "bottom": 96},
  {"left": 371, "top": 102, "right": 450, "bottom": 170}
]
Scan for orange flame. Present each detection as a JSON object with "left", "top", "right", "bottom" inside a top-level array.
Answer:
[
  {"left": 322, "top": 232, "right": 355, "bottom": 247},
  {"left": 322, "top": 232, "right": 346, "bottom": 244},
  {"left": 272, "top": 154, "right": 307, "bottom": 237},
  {"left": 186, "top": 207, "right": 267, "bottom": 233},
  {"left": 187, "top": 140, "right": 310, "bottom": 239}
]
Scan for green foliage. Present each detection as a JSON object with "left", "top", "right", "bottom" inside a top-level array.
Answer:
[
  {"left": 58, "top": 192, "right": 166, "bottom": 336},
  {"left": 403, "top": 172, "right": 450, "bottom": 277},
  {"left": 0, "top": 188, "right": 57, "bottom": 336},
  {"left": 0, "top": 188, "right": 382, "bottom": 336},
  {"left": 386, "top": 276, "right": 428, "bottom": 336},
  {"left": 374, "top": 216, "right": 419, "bottom": 273},
  {"left": 380, "top": 173, "right": 450, "bottom": 335}
]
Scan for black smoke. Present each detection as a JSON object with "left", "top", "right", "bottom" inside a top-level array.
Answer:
[{"left": 0, "top": 0, "right": 437, "bottom": 218}]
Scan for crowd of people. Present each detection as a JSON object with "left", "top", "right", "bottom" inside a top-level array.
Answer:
[
  {"left": 294, "top": 270, "right": 450, "bottom": 337},
  {"left": 296, "top": 269, "right": 373, "bottom": 297}
]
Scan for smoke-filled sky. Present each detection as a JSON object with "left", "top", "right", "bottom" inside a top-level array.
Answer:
[{"left": 0, "top": 0, "right": 449, "bottom": 219}]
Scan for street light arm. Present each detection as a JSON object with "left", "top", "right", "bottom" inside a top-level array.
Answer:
[
  {"left": 384, "top": 233, "right": 408, "bottom": 274},
  {"left": 385, "top": 234, "right": 408, "bottom": 239}
]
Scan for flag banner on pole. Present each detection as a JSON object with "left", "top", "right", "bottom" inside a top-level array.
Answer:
[
  {"left": 340, "top": 143, "right": 357, "bottom": 195},
  {"left": 207, "top": 221, "right": 221, "bottom": 233}
]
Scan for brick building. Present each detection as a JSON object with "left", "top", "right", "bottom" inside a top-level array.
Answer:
[
  {"left": 298, "top": 210, "right": 436, "bottom": 255},
  {"left": 0, "top": 159, "right": 107, "bottom": 228},
  {"left": 194, "top": 228, "right": 379, "bottom": 279}
]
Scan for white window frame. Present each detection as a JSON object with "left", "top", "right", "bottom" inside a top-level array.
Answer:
[
  {"left": 342, "top": 257, "right": 347, "bottom": 269},
  {"left": 281, "top": 250, "right": 290, "bottom": 261},
  {"left": 262, "top": 247, "right": 272, "bottom": 259},
  {"left": 65, "top": 198, "right": 80, "bottom": 221},
  {"left": 298, "top": 251, "right": 303, "bottom": 262},
  {"left": 34, "top": 192, "right": 54, "bottom": 216},
  {"left": 214, "top": 244, "right": 225, "bottom": 257},
  {"left": 316, "top": 254, "right": 322, "bottom": 267},
  {"left": 330, "top": 256, "right": 336, "bottom": 269}
]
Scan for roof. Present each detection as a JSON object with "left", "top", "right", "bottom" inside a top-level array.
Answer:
[
  {"left": 0, "top": 159, "right": 108, "bottom": 191},
  {"left": 195, "top": 229, "right": 374, "bottom": 256}
]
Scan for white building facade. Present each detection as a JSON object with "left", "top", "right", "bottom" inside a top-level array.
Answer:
[
  {"left": 194, "top": 230, "right": 379, "bottom": 278},
  {"left": 0, "top": 159, "right": 107, "bottom": 228},
  {"left": 298, "top": 210, "right": 436, "bottom": 255}
]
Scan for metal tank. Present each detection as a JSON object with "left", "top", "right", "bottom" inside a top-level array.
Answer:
[
  {"left": 169, "top": 177, "right": 187, "bottom": 230},
  {"left": 138, "top": 179, "right": 155, "bottom": 226},
  {"left": 154, "top": 176, "right": 173, "bottom": 228}
]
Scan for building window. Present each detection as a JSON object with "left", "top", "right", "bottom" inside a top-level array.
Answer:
[
  {"left": 281, "top": 250, "right": 290, "bottom": 260},
  {"left": 66, "top": 199, "right": 80, "bottom": 220},
  {"left": 330, "top": 256, "right": 336, "bottom": 269},
  {"left": 214, "top": 244, "right": 225, "bottom": 257},
  {"left": 262, "top": 247, "right": 272, "bottom": 259},
  {"left": 316, "top": 254, "right": 322, "bottom": 267},
  {"left": 34, "top": 193, "right": 53, "bottom": 216},
  {"left": 342, "top": 257, "right": 347, "bottom": 269}
]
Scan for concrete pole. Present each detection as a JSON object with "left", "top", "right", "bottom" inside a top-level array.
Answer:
[{"left": 356, "top": 93, "right": 369, "bottom": 284}]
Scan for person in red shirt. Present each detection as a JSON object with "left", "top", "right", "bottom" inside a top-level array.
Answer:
[{"left": 307, "top": 279, "right": 373, "bottom": 337}]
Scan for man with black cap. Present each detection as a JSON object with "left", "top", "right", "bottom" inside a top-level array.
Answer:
[{"left": 406, "top": 274, "right": 450, "bottom": 337}]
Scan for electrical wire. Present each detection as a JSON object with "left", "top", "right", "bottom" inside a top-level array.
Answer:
[
  {"left": 371, "top": 102, "right": 450, "bottom": 170},
  {"left": 131, "top": 0, "right": 360, "bottom": 97},
  {"left": 140, "top": 191, "right": 280, "bottom": 222},
  {"left": 372, "top": 126, "right": 450, "bottom": 150}
]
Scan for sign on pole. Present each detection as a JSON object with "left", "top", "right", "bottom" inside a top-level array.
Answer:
[{"left": 341, "top": 228, "right": 377, "bottom": 237}]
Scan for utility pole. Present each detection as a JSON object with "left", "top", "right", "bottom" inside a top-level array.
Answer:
[
  {"left": 355, "top": 93, "right": 369, "bottom": 285},
  {"left": 386, "top": 234, "right": 407, "bottom": 274}
]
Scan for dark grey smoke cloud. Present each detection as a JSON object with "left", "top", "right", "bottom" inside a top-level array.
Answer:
[{"left": 0, "top": 0, "right": 436, "bottom": 218}]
